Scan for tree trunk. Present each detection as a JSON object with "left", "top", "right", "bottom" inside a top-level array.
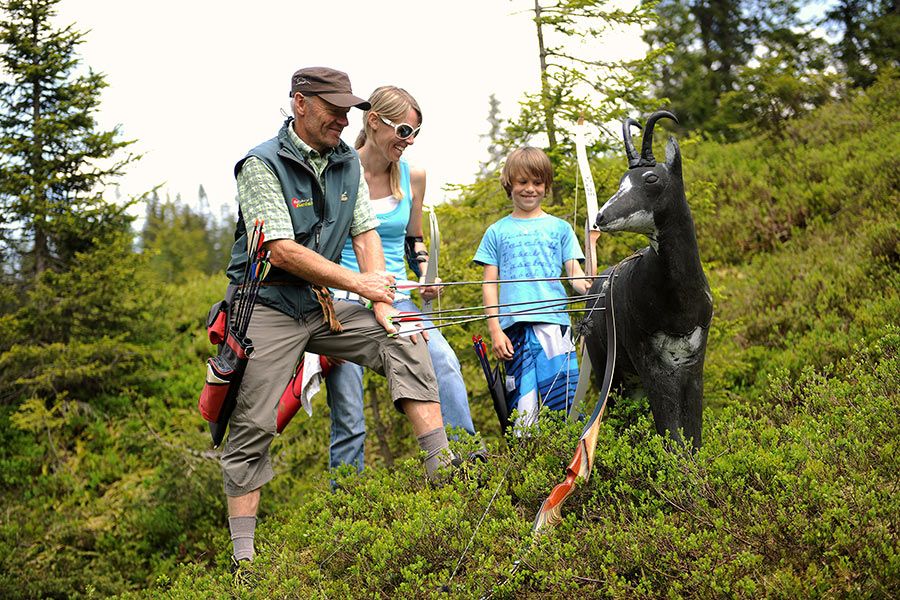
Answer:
[
  {"left": 534, "top": 0, "right": 563, "bottom": 204},
  {"left": 30, "top": 13, "right": 48, "bottom": 278}
]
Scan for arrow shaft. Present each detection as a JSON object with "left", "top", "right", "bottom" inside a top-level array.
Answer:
[
  {"left": 394, "top": 274, "right": 607, "bottom": 290},
  {"left": 408, "top": 292, "right": 604, "bottom": 319}
]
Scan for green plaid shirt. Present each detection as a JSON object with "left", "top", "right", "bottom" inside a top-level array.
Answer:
[{"left": 236, "top": 125, "right": 377, "bottom": 240}]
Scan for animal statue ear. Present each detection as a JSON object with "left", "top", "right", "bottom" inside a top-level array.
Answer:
[{"left": 665, "top": 136, "right": 682, "bottom": 179}]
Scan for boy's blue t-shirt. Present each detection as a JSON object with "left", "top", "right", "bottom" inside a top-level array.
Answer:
[{"left": 473, "top": 214, "right": 584, "bottom": 330}]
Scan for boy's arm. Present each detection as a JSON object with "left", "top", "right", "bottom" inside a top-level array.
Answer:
[
  {"left": 483, "top": 264, "right": 514, "bottom": 360},
  {"left": 560, "top": 220, "right": 591, "bottom": 294},
  {"left": 564, "top": 258, "right": 592, "bottom": 295}
]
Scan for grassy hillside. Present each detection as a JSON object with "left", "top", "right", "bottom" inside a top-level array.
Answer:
[
  {"left": 154, "top": 76, "right": 898, "bottom": 598},
  {"left": 1, "top": 78, "right": 897, "bottom": 598}
]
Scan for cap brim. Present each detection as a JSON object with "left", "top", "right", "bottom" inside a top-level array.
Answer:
[{"left": 318, "top": 92, "right": 371, "bottom": 110}]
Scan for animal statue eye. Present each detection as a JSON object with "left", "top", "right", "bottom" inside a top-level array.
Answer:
[{"left": 644, "top": 173, "right": 659, "bottom": 184}]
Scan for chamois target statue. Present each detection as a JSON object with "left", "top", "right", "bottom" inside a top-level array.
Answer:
[{"left": 584, "top": 111, "right": 712, "bottom": 449}]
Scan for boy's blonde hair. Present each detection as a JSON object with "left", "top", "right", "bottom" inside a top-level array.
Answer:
[
  {"left": 355, "top": 85, "right": 422, "bottom": 200},
  {"left": 500, "top": 147, "right": 554, "bottom": 198}
]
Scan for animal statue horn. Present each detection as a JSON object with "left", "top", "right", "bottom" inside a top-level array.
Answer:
[
  {"left": 639, "top": 110, "right": 678, "bottom": 166},
  {"left": 622, "top": 117, "right": 642, "bottom": 168}
]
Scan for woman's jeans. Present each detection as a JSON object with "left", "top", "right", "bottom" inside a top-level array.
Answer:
[{"left": 326, "top": 297, "right": 475, "bottom": 472}]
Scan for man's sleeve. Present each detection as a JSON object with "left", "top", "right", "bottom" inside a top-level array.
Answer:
[
  {"left": 473, "top": 225, "right": 499, "bottom": 266},
  {"left": 236, "top": 157, "right": 295, "bottom": 240},
  {"left": 349, "top": 162, "right": 380, "bottom": 237}
]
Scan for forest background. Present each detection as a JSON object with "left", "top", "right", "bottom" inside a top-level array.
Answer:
[{"left": 0, "top": 0, "right": 897, "bottom": 597}]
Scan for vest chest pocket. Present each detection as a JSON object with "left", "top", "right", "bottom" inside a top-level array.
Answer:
[{"left": 287, "top": 195, "right": 318, "bottom": 243}]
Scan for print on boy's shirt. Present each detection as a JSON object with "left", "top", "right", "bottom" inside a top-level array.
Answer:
[{"left": 498, "top": 228, "right": 562, "bottom": 277}]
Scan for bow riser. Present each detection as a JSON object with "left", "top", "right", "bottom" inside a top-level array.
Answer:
[
  {"left": 569, "top": 119, "right": 602, "bottom": 420},
  {"left": 422, "top": 206, "right": 439, "bottom": 313}
]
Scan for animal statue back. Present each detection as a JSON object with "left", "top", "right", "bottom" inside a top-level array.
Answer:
[{"left": 584, "top": 111, "right": 712, "bottom": 449}]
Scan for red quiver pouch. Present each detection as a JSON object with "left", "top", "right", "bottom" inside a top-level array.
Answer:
[
  {"left": 205, "top": 284, "right": 237, "bottom": 346},
  {"left": 206, "top": 300, "right": 228, "bottom": 346},
  {"left": 198, "top": 332, "right": 253, "bottom": 422},
  {"left": 276, "top": 355, "right": 332, "bottom": 433}
]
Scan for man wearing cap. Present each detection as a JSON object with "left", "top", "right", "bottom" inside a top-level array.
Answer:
[{"left": 221, "top": 66, "right": 452, "bottom": 568}]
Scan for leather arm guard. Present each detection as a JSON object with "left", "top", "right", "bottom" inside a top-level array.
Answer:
[{"left": 404, "top": 235, "right": 429, "bottom": 278}]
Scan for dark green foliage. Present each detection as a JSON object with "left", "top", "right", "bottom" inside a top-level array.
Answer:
[
  {"left": 642, "top": 0, "right": 838, "bottom": 138},
  {"left": 0, "top": 9, "right": 897, "bottom": 596},
  {"left": 689, "top": 75, "right": 900, "bottom": 400},
  {"left": 0, "top": 232, "right": 162, "bottom": 405},
  {"left": 147, "top": 329, "right": 898, "bottom": 598},
  {"left": 0, "top": 274, "right": 227, "bottom": 599},
  {"left": 689, "top": 74, "right": 900, "bottom": 263},
  {"left": 134, "top": 76, "right": 899, "bottom": 599},
  {"left": 0, "top": 4, "right": 241, "bottom": 597},
  {"left": 825, "top": 0, "right": 900, "bottom": 88}
]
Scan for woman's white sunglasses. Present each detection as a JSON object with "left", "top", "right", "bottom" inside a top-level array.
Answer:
[{"left": 378, "top": 115, "right": 420, "bottom": 139}]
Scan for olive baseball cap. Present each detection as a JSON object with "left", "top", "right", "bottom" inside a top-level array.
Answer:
[{"left": 289, "top": 66, "right": 370, "bottom": 110}]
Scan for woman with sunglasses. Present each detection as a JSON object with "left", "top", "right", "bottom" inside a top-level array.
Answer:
[{"left": 326, "top": 86, "right": 480, "bottom": 474}]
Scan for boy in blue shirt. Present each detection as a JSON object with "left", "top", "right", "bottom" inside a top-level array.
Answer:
[{"left": 474, "top": 147, "right": 591, "bottom": 428}]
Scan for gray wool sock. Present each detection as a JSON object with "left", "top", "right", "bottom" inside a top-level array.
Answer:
[
  {"left": 229, "top": 516, "right": 257, "bottom": 562},
  {"left": 416, "top": 426, "right": 453, "bottom": 477}
]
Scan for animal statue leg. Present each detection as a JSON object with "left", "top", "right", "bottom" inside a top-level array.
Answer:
[
  {"left": 646, "top": 392, "right": 682, "bottom": 446},
  {"left": 642, "top": 367, "right": 705, "bottom": 451},
  {"left": 680, "top": 371, "right": 703, "bottom": 451}
]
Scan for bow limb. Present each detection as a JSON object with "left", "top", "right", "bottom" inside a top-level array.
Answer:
[
  {"left": 532, "top": 264, "right": 617, "bottom": 534},
  {"left": 567, "top": 118, "right": 601, "bottom": 421},
  {"left": 566, "top": 347, "right": 593, "bottom": 423},
  {"left": 422, "top": 204, "right": 440, "bottom": 313},
  {"left": 575, "top": 117, "right": 601, "bottom": 277}
]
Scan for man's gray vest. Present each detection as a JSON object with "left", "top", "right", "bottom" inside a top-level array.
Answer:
[{"left": 226, "top": 119, "right": 360, "bottom": 320}]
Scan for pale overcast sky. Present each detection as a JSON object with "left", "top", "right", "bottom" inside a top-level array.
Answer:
[{"left": 56, "top": 0, "right": 645, "bottom": 217}]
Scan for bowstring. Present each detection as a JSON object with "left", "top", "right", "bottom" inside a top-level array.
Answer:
[
  {"left": 573, "top": 154, "right": 581, "bottom": 239},
  {"left": 445, "top": 168, "right": 594, "bottom": 591}
]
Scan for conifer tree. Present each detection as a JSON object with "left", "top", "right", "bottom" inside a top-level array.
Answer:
[
  {"left": 0, "top": 0, "right": 137, "bottom": 280},
  {"left": 826, "top": 0, "right": 900, "bottom": 88},
  {"left": 497, "top": 0, "right": 658, "bottom": 203},
  {"left": 478, "top": 94, "right": 505, "bottom": 178},
  {"left": 642, "top": 0, "right": 833, "bottom": 137}
]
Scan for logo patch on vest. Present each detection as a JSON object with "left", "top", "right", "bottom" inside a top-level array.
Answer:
[
  {"left": 291, "top": 197, "right": 313, "bottom": 208},
  {"left": 340, "top": 191, "right": 349, "bottom": 202}
]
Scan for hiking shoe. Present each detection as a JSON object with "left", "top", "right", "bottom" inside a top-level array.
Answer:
[
  {"left": 230, "top": 555, "right": 256, "bottom": 588},
  {"left": 468, "top": 447, "right": 489, "bottom": 463}
]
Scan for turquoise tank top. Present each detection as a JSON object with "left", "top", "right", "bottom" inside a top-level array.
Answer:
[{"left": 339, "top": 158, "right": 412, "bottom": 280}]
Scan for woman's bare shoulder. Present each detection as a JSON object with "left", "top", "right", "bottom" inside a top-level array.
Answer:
[{"left": 408, "top": 165, "right": 426, "bottom": 185}]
